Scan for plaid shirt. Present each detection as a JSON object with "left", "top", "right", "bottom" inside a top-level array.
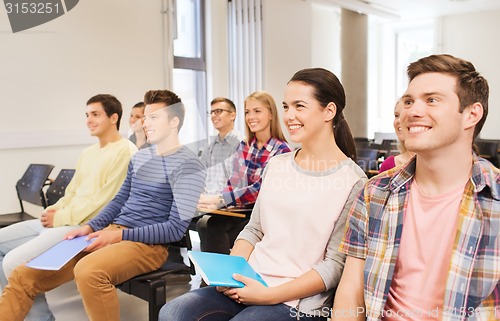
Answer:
[
  {"left": 199, "top": 129, "right": 243, "bottom": 194},
  {"left": 222, "top": 137, "right": 291, "bottom": 206},
  {"left": 340, "top": 156, "right": 500, "bottom": 321}
]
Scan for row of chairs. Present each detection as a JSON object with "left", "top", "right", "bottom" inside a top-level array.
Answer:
[
  {"left": 356, "top": 148, "right": 381, "bottom": 175},
  {"left": 0, "top": 164, "right": 75, "bottom": 228},
  {"left": 354, "top": 138, "right": 500, "bottom": 176},
  {"left": 354, "top": 139, "right": 396, "bottom": 176},
  {"left": 355, "top": 137, "right": 399, "bottom": 154}
]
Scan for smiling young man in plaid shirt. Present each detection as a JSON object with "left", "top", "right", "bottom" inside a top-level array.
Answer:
[{"left": 334, "top": 54, "right": 499, "bottom": 321}]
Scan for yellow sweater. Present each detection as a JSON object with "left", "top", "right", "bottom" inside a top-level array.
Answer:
[{"left": 50, "top": 138, "right": 137, "bottom": 226}]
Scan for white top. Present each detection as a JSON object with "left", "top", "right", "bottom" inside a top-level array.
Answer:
[{"left": 238, "top": 150, "right": 366, "bottom": 314}]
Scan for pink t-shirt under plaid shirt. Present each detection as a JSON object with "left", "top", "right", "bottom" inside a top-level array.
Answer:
[
  {"left": 340, "top": 156, "right": 500, "bottom": 321},
  {"left": 383, "top": 180, "right": 465, "bottom": 321}
]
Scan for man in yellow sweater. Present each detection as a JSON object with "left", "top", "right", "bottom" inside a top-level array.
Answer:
[{"left": 0, "top": 94, "right": 137, "bottom": 321}]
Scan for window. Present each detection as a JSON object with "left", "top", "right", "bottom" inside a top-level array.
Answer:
[
  {"left": 368, "top": 18, "right": 436, "bottom": 136},
  {"left": 395, "top": 24, "right": 435, "bottom": 97},
  {"left": 172, "top": 0, "right": 207, "bottom": 150}
]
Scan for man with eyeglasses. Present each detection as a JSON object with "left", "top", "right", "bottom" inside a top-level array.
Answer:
[
  {"left": 199, "top": 97, "right": 244, "bottom": 195},
  {"left": 196, "top": 98, "right": 244, "bottom": 255}
]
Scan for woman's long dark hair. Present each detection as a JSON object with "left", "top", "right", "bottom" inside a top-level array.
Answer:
[{"left": 289, "top": 68, "right": 357, "bottom": 161}]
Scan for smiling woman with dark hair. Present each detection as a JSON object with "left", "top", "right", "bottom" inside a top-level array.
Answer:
[{"left": 160, "top": 68, "right": 366, "bottom": 321}]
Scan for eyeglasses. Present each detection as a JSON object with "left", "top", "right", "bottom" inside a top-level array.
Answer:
[{"left": 208, "top": 109, "right": 232, "bottom": 116}]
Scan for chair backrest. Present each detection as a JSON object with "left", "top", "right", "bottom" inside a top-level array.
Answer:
[
  {"left": 117, "top": 230, "right": 194, "bottom": 321},
  {"left": 354, "top": 137, "right": 371, "bottom": 150},
  {"left": 355, "top": 141, "right": 370, "bottom": 150},
  {"left": 354, "top": 137, "right": 370, "bottom": 143},
  {"left": 16, "top": 164, "right": 54, "bottom": 209},
  {"left": 387, "top": 149, "right": 400, "bottom": 157},
  {"left": 46, "top": 169, "right": 76, "bottom": 206},
  {"left": 381, "top": 139, "right": 398, "bottom": 154},
  {"left": 357, "top": 148, "right": 379, "bottom": 171},
  {"left": 475, "top": 139, "right": 499, "bottom": 167},
  {"left": 475, "top": 140, "right": 498, "bottom": 155},
  {"left": 159, "top": 232, "right": 195, "bottom": 274},
  {"left": 356, "top": 157, "right": 371, "bottom": 172},
  {"left": 381, "top": 139, "right": 396, "bottom": 149},
  {"left": 169, "top": 231, "right": 192, "bottom": 249}
]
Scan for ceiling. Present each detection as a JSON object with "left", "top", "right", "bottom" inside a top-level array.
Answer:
[{"left": 332, "top": 0, "right": 500, "bottom": 19}]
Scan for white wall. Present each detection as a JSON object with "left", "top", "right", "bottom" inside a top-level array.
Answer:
[
  {"left": 261, "top": 0, "right": 343, "bottom": 147},
  {"left": 440, "top": 9, "right": 500, "bottom": 139},
  {"left": 311, "top": 3, "right": 341, "bottom": 75},
  {"left": 205, "top": 0, "right": 230, "bottom": 138},
  {"left": 206, "top": 0, "right": 230, "bottom": 103},
  {"left": 0, "top": 0, "right": 166, "bottom": 214},
  {"left": 262, "top": 0, "right": 312, "bottom": 105}
]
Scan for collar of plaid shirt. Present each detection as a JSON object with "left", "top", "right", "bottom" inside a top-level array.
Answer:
[{"left": 360, "top": 155, "right": 499, "bottom": 321}]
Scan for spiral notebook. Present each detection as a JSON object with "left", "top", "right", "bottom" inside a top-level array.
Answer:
[
  {"left": 26, "top": 236, "right": 93, "bottom": 270},
  {"left": 188, "top": 251, "right": 267, "bottom": 288}
]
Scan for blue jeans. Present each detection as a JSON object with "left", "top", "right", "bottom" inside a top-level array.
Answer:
[
  {"left": 159, "top": 287, "right": 327, "bottom": 321},
  {"left": 0, "top": 219, "right": 78, "bottom": 321}
]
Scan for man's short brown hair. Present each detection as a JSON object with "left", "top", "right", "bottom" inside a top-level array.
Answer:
[
  {"left": 144, "top": 90, "right": 184, "bottom": 132},
  {"left": 407, "top": 54, "right": 489, "bottom": 140},
  {"left": 210, "top": 97, "right": 236, "bottom": 112},
  {"left": 86, "top": 94, "right": 123, "bottom": 130}
]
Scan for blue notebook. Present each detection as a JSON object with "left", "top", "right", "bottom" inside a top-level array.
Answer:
[
  {"left": 26, "top": 236, "right": 93, "bottom": 270},
  {"left": 187, "top": 251, "right": 267, "bottom": 288}
]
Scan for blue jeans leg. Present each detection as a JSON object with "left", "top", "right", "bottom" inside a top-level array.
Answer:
[
  {"left": 159, "top": 287, "right": 327, "bottom": 321},
  {"left": 26, "top": 295, "right": 56, "bottom": 321},
  {"left": 159, "top": 287, "right": 245, "bottom": 321},
  {"left": 232, "top": 304, "right": 327, "bottom": 321}
]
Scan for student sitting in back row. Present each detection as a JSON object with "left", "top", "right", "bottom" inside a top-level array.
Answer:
[
  {"left": 378, "top": 98, "right": 415, "bottom": 173},
  {"left": 199, "top": 97, "right": 244, "bottom": 195},
  {"left": 128, "top": 101, "right": 150, "bottom": 149}
]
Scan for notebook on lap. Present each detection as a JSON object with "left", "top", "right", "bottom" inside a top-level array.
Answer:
[
  {"left": 26, "top": 236, "right": 93, "bottom": 270},
  {"left": 187, "top": 251, "right": 267, "bottom": 288}
]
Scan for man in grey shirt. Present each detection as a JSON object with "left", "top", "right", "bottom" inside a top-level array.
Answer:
[
  {"left": 197, "top": 97, "right": 243, "bottom": 253},
  {"left": 199, "top": 97, "right": 243, "bottom": 194}
]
